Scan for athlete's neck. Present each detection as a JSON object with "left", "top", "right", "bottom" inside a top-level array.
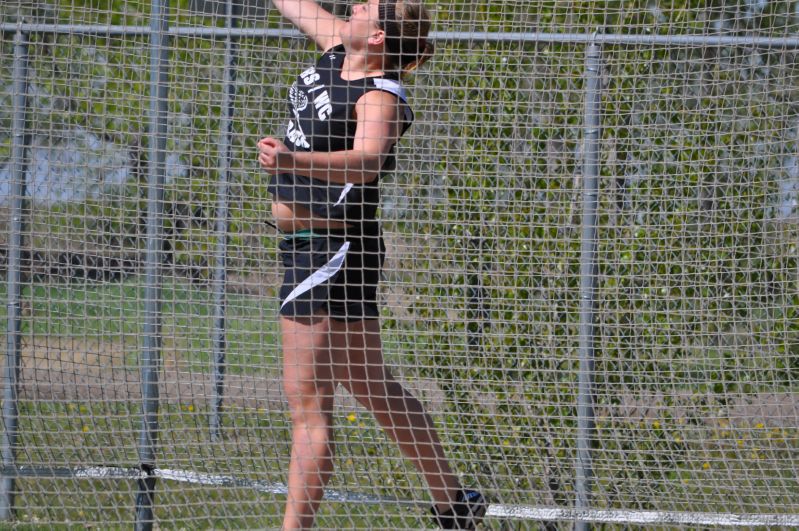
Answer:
[{"left": 340, "top": 51, "right": 385, "bottom": 81}]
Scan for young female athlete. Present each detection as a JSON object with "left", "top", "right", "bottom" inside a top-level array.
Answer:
[{"left": 257, "top": 0, "right": 486, "bottom": 529}]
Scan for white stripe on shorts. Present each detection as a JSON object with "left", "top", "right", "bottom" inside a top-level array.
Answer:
[
  {"left": 280, "top": 241, "right": 350, "bottom": 309},
  {"left": 333, "top": 183, "right": 354, "bottom": 206}
]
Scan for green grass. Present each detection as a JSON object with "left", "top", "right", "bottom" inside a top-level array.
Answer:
[
  {"left": 1, "top": 277, "right": 281, "bottom": 375},
  {"left": 5, "top": 400, "right": 431, "bottom": 529},
  {"left": 2, "top": 278, "right": 798, "bottom": 527},
  {"left": 0, "top": 271, "right": 435, "bottom": 528}
]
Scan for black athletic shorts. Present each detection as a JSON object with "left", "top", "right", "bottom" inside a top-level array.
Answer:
[{"left": 278, "top": 224, "right": 385, "bottom": 322}]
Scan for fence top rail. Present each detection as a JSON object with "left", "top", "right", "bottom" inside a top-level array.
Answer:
[{"left": 2, "top": 23, "right": 799, "bottom": 48}]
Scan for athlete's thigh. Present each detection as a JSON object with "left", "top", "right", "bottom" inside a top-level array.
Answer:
[
  {"left": 328, "top": 317, "right": 389, "bottom": 386},
  {"left": 281, "top": 314, "right": 335, "bottom": 407}
]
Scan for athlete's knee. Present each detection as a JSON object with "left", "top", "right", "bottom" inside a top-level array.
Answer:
[{"left": 284, "top": 376, "right": 333, "bottom": 412}]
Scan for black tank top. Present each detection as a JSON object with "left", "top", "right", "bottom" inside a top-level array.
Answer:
[{"left": 267, "top": 44, "right": 414, "bottom": 223}]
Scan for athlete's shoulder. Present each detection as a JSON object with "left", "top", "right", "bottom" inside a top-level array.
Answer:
[
  {"left": 368, "top": 77, "right": 408, "bottom": 104},
  {"left": 363, "top": 77, "right": 414, "bottom": 130}
]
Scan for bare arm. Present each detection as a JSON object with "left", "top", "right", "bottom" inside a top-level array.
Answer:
[
  {"left": 258, "top": 90, "right": 404, "bottom": 184},
  {"left": 271, "top": 0, "right": 344, "bottom": 50}
]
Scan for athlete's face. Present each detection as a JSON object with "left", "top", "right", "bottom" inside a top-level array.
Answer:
[{"left": 341, "top": 0, "right": 383, "bottom": 49}]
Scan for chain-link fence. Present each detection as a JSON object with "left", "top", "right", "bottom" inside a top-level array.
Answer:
[{"left": 2, "top": 0, "right": 798, "bottom": 528}]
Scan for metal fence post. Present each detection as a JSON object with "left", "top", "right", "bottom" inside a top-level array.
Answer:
[
  {"left": 575, "top": 42, "right": 602, "bottom": 531},
  {"left": 210, "top": 0, "right": 241, "bottom": 443},
  {"left": 136, "top": 0, "right": 170, "bottom": 528},
  {"left": 1, "top": 29, "right": 31, "bottom": 522}
]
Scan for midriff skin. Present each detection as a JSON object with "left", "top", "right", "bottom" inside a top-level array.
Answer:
[{"left": 271, "top": 201, "right": 351, "bottom": 232}]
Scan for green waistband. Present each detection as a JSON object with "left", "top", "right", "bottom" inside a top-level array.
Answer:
[{"left": 282, "top": 228, "right": 324, "bottom": 240}]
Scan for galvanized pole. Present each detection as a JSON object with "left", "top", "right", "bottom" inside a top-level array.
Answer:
[
  {"left": 1, "top": 29, "right": 30, "bottom": 522},
  {"left": 136, "top": 0, "right": 170, "bottom": 528},
  {"left": 210, "top": 0, "right": 240, "bottom": 442},
  {"left": 575, "top": 42, "right": 602, "bottom": 531}
]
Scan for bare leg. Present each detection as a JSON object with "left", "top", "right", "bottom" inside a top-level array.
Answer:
[
  {"left": 281, "top": 315, "right": 336, "bottom": 530},
  {"left": 329, "top": 317, "right": 462, "bottom": 511}
]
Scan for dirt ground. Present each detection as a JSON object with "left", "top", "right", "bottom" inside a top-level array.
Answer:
[{"left": 3, "top": 336, "right": 447, "bottom": 413}]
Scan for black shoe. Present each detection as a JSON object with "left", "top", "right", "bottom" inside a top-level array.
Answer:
[{"left": 430, "top": 489, "right": 487, "bottom": 530}]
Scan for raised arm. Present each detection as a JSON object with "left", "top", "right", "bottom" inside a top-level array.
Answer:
[{"left": 271, "top": 0, "right": 344, "bottom": 50}]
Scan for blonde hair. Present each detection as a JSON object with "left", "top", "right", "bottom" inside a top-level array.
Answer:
[{"left": 378, "top": 0, "right": 435, "bottom": 76}]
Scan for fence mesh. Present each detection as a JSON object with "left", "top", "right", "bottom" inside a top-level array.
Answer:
[{"left": 1, "top": 0, "right": 798, "bottom": 528}]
